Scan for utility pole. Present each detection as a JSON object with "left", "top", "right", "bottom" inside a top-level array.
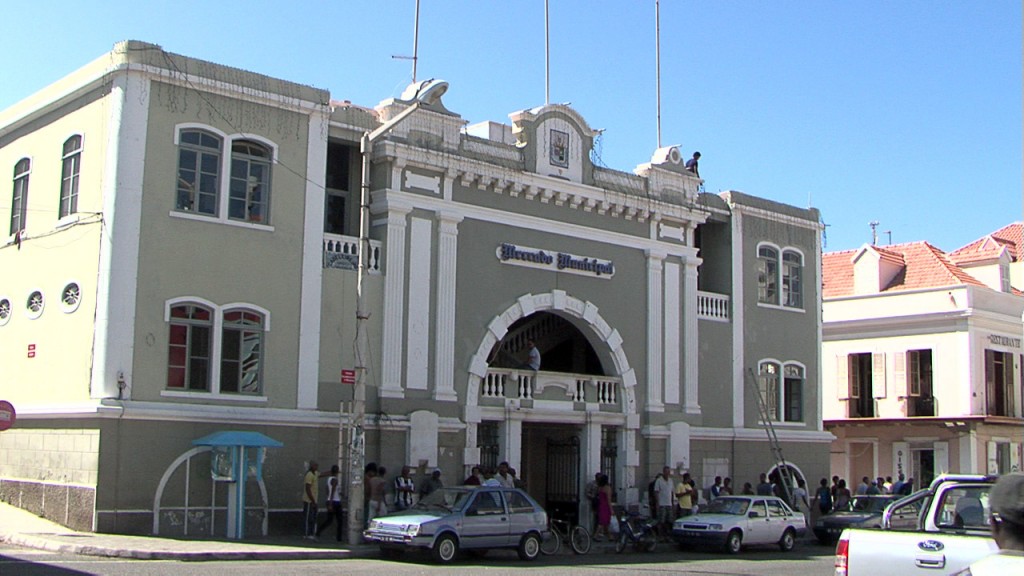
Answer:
[{"left": 345, "top": 79, "right": 449, "bottom": 545}]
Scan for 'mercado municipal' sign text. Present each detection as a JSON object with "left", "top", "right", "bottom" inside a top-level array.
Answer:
[{"left": 497, "top": 243, "right": 614, "bottom": 279}]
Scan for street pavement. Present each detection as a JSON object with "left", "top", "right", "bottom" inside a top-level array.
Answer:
[{"left": 0, "top": 500, "right": 372, "bottom": 561}]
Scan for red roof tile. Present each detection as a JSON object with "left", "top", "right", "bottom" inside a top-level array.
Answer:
[
  {"left": 823, "top": 241, "right": 988, "bottom": 298},
  {"left": 950, "top": 222, "right": 1023, "bottom": 264}
]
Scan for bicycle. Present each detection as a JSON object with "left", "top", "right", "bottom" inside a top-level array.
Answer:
[{"left": 540, "top": 517, "right": 592, "bottom": 555}]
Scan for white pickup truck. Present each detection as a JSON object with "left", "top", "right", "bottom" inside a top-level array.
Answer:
[{"left": 834, "top": 475, "right": 999, "bottom": 576}]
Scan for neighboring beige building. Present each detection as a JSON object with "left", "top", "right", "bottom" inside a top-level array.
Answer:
[
  {"left": 822, "top": 224, "right": 1024, "bottom": 489},
  {"left": 0, "top": 41, "right": 830, "bottom": 537}
]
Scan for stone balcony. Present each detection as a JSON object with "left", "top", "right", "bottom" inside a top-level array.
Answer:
[{"left": 323, "top": 233, "right": 382, "bottom": 273}]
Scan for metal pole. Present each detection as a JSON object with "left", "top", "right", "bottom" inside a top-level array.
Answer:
[
  {"left": 346, "top": 100, "right": 424, "bottom": 545},
  {"left": 412, "top": 0, "right": 420, "bottom": 82},
  {"left": 655, "top": 0, "right": 662, "bottom": 148},
  {"left": 545, "top": 0, "right": 550, "bottom": 105}
]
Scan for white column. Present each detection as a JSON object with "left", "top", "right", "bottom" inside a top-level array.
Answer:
[
  {"left": 502, "top": 413, "right": 523, "bottom": 471},
  {"left": 433, "top": 212, "right": 462, "bottom": 401},
  {"left": 92, "top": 70, "right": 148, "bottom": 399},
  {"left": 646, "top": 250, "right": 665, "bottom": 412},
  {"left": 381, "top": 205, "right": 412, "bottom": 398},
  {"left": 683, "top": 259, "right": 701, "bottom": 414},
  {"left": 297, "top": 105, "right": 329, "bottom": 409},
  {"left": 406, "top": 217, "right": 432, "bottom": 390},
  {"left": 731, "top": 211, "right": 745, "bottom": 427},
  {"left": 664, "top": 261, "right": 681, "bottom": 405}
]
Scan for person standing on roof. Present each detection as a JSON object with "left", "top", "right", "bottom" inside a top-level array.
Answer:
[{"left": 684, "top": 151, "right": 701, "bottom": 177}]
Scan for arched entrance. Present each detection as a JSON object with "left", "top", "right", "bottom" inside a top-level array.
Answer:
[{"left": 464, "top": 290, "right": 640, "bottom": 519}]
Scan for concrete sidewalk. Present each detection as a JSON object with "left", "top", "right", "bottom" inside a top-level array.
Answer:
[{"left": 0, "top": 501, "right": 376, "bottom": 561}]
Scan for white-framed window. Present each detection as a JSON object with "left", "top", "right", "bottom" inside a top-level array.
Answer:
[
  {"left": 165, "top": 298, "right": 269, "bottom": 397},
  {"left": 59, "top": 135, "right": 82, "bottom": 218},
  {"left": 10, "top": 158, "right": 30, "bottom": 236},
  {"left": 173, "top": 125, "right": 276, "bottom": 227},
  {"left": 758, "top": 360, "right": 805, "bottom": 423},
  {"left": 26, "top": 290, "right": 44, "bottom": 319},
  {"left": 228, "top": 141, "right": 271, "bottom": 223},
  {"left": 782, "top": 250, "right": 803, "bottom": 308},
  {"left": 757, "top": 242, "right": 804, "bottom": 310},
  {"left": 757, "top": 244, "right": 778, "bottom": 304},
  {"left": 175, "top": 128, "right": 222, "bottom": 216},
  {"left": 0, "top": 297, "right": 11, "bottom": 326},
  {"left": 60, "top": 282, "right": 82, "bottom": 313}
]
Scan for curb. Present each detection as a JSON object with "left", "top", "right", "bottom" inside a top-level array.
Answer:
[{"left": 0, "top": 532, "right": 376, "bottom": 562}]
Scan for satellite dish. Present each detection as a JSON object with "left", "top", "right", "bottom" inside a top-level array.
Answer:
[{"left": 400, "top": 78, "right": 449, "bottom": 105}]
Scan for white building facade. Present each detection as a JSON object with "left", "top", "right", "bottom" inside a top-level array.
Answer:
[{"left": 822, "top": 230, "right": 1023, "bottom": 488}]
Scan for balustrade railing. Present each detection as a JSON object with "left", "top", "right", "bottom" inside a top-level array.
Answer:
[
  {"left": 697, "top": 290, "right": 730, "bottom": 321},
  {"left": 323, "top": 233, "right": 382, "bottom": 273},
  {"left": 482, "top": 369, "right": 620, "bottom": 405}
]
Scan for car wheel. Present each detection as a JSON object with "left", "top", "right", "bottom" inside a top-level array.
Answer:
[
  {"left": 778, "top": 529, "right": 796, "bottom": 552},
  {"left": 518, "top": 532, "right": 541, "bottom": 561},
  {"left": 725, "top": 530, "right": 742, "bottom": 554},
  {"left": 432, "top": 533, "right": 458, "bottom": 564}
]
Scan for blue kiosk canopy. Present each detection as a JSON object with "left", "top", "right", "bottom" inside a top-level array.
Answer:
[{"left": 192, "top": 431, "right": 283, "bottom": 448}]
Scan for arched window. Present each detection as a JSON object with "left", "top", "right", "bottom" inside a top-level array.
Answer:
[
  {"left": 220, "top": 308, "right": 264, "bottom": 394},
  {"left": 167, "top": 303, "right": 213, "bottom": 391},
  {"left": 759, "top": 360, "right": 804, "bottom": 423},
  {"left": 229, "top": 140, "right": 272, "bottom": 223},
  {"left": 757, "top": 245, "right": 779, "bottom": 304},
  {"left": 10, "top": 158, "right": 30, "bottom": 236},
  {"left": 782, "top": 250, "right": 803, "bottom": 308},
  {"left": 176, "top": 129, "right": 222, "bottom": 215},
  {"left": 59, "top": 136, "right": 82, "bottom": 218}
]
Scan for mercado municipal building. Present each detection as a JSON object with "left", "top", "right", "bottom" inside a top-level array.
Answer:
[{"left": 0, "top": 41, "right": 829, "bottom": 536}]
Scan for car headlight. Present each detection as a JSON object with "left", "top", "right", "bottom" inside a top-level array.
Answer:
[
  {"left": 708, "top": 524, "right": 723, "bottom": 531},
  {"left": 368, "top": 520, "right": 381, "bottom": 530},
  {"left": 404, "top": 524, "right": 420, "bottom": 536}
]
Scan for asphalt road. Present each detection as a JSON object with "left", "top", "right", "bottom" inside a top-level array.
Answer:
[{"left": 1, "top": 541, "right": 836, "bottom": 576}]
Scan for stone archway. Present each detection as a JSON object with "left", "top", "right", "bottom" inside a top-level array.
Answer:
[{"left": 464, "top": 289, "right": 641, "bottom": 503}]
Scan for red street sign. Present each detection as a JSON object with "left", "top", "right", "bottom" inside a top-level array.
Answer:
[
  {"left": 341, "top": 369, "right": 356, "bottom": 384},
  {"left": 0, "top": 400, "right": 15, "bottom": 431}
]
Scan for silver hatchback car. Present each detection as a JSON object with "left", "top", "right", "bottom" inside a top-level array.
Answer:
[{"left": 364, "top": 486, "right": 549, "bottom": 563}]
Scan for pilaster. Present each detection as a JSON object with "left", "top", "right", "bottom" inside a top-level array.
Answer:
[
  {"left": 646, "top": 250, "right": 665, "bottom": 412},
  {"left": 433, "top": 212, "right": 463, "bottom": 401},
  {"left": 381, "top": 204, "right": 412, "bottom": 398}
]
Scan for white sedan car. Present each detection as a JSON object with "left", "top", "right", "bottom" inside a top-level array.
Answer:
[{"left": 672, "top": 495, "right": 806, "bottom": 554}]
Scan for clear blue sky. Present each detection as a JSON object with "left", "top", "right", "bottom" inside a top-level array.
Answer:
[{"left": 2, "top": 1, "right": 1019, "bottom": 253}]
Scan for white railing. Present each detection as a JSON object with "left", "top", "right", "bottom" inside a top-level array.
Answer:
[
  {"left": 482, "top": 369, "right": 620, "bottom": 405},
  {"left": 697, "top": 290, "right": 730, "bottom": 321},
  {"left": 323, "top": 233, "right": 382, "bottom": 273}
]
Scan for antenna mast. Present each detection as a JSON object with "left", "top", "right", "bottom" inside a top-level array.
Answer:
[
  {"left": 869, "top": 221, "right": 880, "bottom": 245},
  {"left": 545, "top": 0, "right": 550, "bottom": 104},
  {"left": 655, "top": 0, "right": 662, "bottom": 148},
  {"left": 392, "top": 0, "right": 421, "bottom": 82}
]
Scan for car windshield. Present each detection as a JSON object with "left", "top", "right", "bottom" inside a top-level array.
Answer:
[
  {"left": 702, "top": 497, "right": 750, "bottom": 515},
  {"left": 852, "top": 496, "right": 892, "bottom": 513},
  {"left": 413, "top": 488, "right": 474, "bottom": 512}
]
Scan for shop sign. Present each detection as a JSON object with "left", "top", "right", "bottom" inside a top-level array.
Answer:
[
  {"left": 497, "top": 243, "right": 614, "bottom": 279},
  {"left": 0, "top": 401, "right": 15, "bottom": 432},
  {"left": 988, "top": 334, "right": 1021, "bottom": 348}
]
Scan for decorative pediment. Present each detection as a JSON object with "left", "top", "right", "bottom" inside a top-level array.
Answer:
[{"left": 509, "top": 104, "right": 598, "bottom": 185}]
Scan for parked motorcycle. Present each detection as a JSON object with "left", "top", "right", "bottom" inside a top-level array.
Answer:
[{"left": 614, "top": 509, "right": 657, "bottom": 553}]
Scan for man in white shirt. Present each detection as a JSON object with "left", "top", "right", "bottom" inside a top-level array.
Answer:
[
  {"left": 653, "top": 467, "right": 676, "bottom": 541},
  {"left": 496, "top": 461, "right": 516, "bottom": 488}
]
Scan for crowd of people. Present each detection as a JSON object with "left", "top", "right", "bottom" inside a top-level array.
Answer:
[
  {"left": 813, "top": 472, "right": 915, "bottom": 516},
  {"left": 300, "top": 459, "right": 529, "bottom": 541}
]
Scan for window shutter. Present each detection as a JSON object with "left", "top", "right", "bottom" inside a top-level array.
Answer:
[
  {"left": 837, "top": 355, "right": 850, "bottom": 400},
  {"left": 1010, "top": 443, "right": 1021, "bottom": 473},
  {"left": 933, "top": 442, "right": 948, "bottom": 476},
  {"left": 987, "top": 441, "right": 999, "bottom": 475},
  {"left": 894, "top": 351, "right": 908, "bottom": 396},
  {"left": 872, "top": 353, "right": 887, "bottom": 398}
]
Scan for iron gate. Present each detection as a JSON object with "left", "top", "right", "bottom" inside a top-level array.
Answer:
[{"left": 546, "top": 435, "right": 581, "bottom": 525}]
